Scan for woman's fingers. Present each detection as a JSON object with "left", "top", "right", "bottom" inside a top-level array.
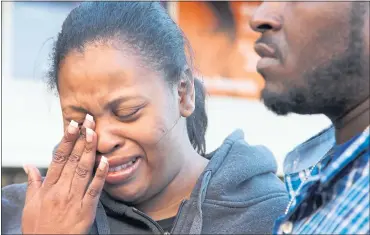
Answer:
[
  {"left": 71, "top": 128, "right": 98, "bottom": 198},
  {"left": 82, "top": 157, "right": 108, "bottom": 211},
  {"left": 57, "top": 133, "right": 86, "bottom": 190},
  {"left": 43, "top": 120, "right": 80, "bottom": 187},
  {"left": 24, "top": 165, "right": 42, "bottom": 204},
  {"left": 84, "top": 114, "right": 95, "bottom": 130},
  {"left": 57, "top": 115, "right": 96, "bottom": 190}
]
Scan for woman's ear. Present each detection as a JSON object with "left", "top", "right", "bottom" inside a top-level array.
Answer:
[{"left": 177, "top": 68, "right": 195, "bottom": 118}]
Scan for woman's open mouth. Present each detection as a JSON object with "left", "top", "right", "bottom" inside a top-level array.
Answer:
[{"left": 105, "top": 156, "right": 142, "bottom": 184}]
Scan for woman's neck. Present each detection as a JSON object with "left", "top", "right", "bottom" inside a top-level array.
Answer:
[{"left": 135, "top": 149, "right": 209, "bottom": 221}]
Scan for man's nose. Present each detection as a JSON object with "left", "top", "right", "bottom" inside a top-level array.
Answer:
[{"left": 250, "top": 2, "right": 283, "bottom": 33}]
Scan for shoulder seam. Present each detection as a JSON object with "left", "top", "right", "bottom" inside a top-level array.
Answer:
[{"left": 203, "top": 192, "right": 288, "bottom": 208}]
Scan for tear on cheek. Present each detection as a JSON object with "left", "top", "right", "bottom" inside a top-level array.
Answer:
[
  {"left": 153, "top": 126, "right": 169, "bottom": 146},
  {"left": 138, "top": 115, "right": 175, "bottom": 148},
  {"left": 147, "top": 120, "right": 170, "bottom": 146}
]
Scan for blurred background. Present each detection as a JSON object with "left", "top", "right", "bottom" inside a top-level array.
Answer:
[{"left": 2, "top": 1, "right": 331, "bottom": 186}]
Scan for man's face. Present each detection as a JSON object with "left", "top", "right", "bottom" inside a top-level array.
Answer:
[{"left": 250, "top": 2, "right": 369, "bottom": 117}]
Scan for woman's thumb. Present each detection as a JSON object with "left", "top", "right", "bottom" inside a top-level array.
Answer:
[{"left": 23, "top": 164, "right": 42, "bottom": 203}]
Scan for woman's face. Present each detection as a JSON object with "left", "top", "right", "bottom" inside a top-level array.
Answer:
[{"left": 58, "top": 43, "right": 190, "bottom": 204}]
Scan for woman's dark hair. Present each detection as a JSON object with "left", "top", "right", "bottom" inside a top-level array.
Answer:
[{"left": 48, "top": 2, "right": 208, "bottom": 155}]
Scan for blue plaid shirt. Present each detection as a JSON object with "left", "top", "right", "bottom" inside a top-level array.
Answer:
[{"left": 274, "top": 126, "right": 370, "bottom": 234}]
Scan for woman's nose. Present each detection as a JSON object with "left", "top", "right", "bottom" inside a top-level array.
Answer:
[{"left": 95, "top": 121, "right": 125, "bottom": 155}]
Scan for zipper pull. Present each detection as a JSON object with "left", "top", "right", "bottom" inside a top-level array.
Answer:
[{"left": 164, "top": 232, "right": 170, "bottom": 235}]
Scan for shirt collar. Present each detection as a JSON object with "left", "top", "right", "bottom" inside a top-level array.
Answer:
[
  {"left": 320, "top": 126, "right": 369, "bottom": 184},
  {"left": 283, "top": 125, "right": 336, "bottom": 175}
]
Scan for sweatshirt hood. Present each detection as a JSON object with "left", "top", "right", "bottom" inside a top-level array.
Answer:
[
  {"left": 199, "top": 129, "right": 279, "bottom": 202},
  {"left": 186, "top": 129, "right": 280, "bottom": 234}
]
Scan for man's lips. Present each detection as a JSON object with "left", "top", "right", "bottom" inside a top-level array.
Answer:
[{"left": 254, "top": 43, "right": 277, "bottom": 59}]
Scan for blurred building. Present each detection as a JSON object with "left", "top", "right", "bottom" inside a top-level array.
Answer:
[{"left": 2, "top": 2, "right": 331, "bottom": 187}]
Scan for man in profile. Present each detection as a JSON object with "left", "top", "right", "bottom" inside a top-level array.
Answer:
[{"left": 250, "top": 2, "right": 369, "bottom": 234}]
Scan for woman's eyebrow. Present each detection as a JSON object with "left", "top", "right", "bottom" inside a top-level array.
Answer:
[
  {"left": 62, "top": 96, "right": 146, "bottom": 113},
  {"left": 107, "top": 96, "right": 145, "bottom": 109},
  {"left": 62, "top": 106, "right": 88, "bottom": 114}
]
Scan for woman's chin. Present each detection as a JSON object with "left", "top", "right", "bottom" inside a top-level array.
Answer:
[{"left": 104, "top": 182, "right": 146, "bottom": 204}]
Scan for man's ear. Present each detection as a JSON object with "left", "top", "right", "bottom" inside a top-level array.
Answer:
[{"left": 177, "top": 68, "right": 195, "bottom": 118}]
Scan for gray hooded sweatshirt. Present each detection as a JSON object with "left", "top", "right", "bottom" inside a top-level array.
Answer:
[{"left": 2, "top": 130, "right": 288, "bottom": 234}]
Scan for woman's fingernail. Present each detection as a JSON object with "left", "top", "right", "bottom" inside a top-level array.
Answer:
[
  {"left": 86, "top": 128, "right": 93, "bottom": 142},
  {"left": 99, "top": 156, "right": 108, "bottom": 170},
  {"left": 85, "top": 114, "right": 94, "bottom": 122},
  {"left": 68, "top": 120, "right": 79, "bottom": 134},
  {"left": 23, "top": 164, "right": 29, "bottom": 175}
]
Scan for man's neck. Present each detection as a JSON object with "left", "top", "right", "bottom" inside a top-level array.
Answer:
[{"left": 333, "top": 98, "right": 369, "bottom": 145}]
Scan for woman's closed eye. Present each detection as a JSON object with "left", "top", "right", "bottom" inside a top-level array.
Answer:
[{"left": 115, "top": 108, "right": 141, "bottom": 122}]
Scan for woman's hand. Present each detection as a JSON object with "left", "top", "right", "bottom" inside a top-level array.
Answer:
[{"left": 21, "top": 115, "right": 108, "bottom": 234}]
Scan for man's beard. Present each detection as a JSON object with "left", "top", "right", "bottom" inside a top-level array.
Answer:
[{"left": 262, "top": 3, "right": 368, "bottom": 118}]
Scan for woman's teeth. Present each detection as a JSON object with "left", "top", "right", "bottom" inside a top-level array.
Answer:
[{"left": 108, "top": 158, "right": 137, "bottom": 172}]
